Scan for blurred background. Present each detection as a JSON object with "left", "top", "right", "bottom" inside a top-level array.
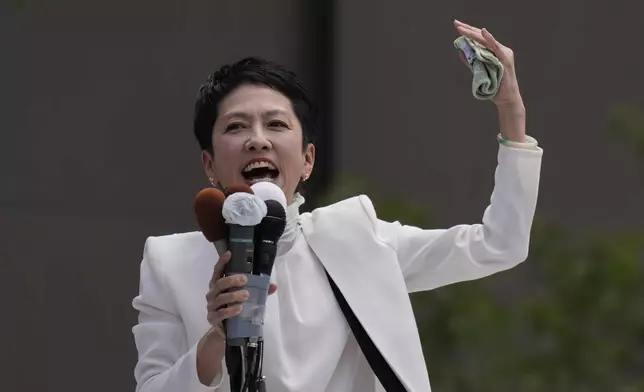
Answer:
[{"left": 2, "top": 0, "right": 643, "bottom": 391}]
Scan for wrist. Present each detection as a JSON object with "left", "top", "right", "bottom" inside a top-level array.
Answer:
[
  {"left": 496, "top": 101, "right": 525, "bottom": 117},
  {"left": 497, "top": 102, "right": 526, "bottom": 142},
  {"left": 196, "top": 327, "right": 225, "bottom": 386}
]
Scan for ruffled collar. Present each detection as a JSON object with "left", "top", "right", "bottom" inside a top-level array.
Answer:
[{"left": 281, "top": 192, "right": 305, "bottom": 244}]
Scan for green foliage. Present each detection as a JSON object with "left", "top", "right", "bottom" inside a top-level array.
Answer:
[
  {"left": 317, "top": 175, "right": 432, "bottom": 228},
  {"left": 418, "top": 222, "right": 643, "bottom": 392},
  {"left": 9, "top": 0, "right": 28, "bottom": 11},
  {"left": 321, "top": 105, "right": 644, "bottom": 391},
  {"left": 608, "top": 104, "right": 644, "bottom": 160}
]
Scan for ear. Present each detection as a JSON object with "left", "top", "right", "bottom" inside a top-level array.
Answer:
[
  {"left": 201, "top": 150, "right": 217, "bottom": 183},
  {"left": 301, "top": 143, "right": 315, "bottom": 180}
]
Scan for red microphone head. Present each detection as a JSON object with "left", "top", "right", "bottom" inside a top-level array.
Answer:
[
  {"left": 224, "top": 184, "right": 254, "bottom": 196},
  {"left": 194, "top": 188, "right": 227, "bottom": 242}
]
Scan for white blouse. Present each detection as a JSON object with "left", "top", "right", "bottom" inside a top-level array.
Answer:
[{"left": 260, "top": 194, "right": 373, "bottom": 392}]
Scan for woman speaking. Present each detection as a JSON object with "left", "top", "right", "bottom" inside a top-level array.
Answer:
[{"left": 132, "top": 20, "right": 542, "bottom": 392}]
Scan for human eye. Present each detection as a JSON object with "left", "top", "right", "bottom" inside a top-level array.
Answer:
[
  {"left": 225, "top": 122, "right": 245, "bottom": 132},
  {"left": 267, "top": 120, "right": 289, "bottom": 130}
]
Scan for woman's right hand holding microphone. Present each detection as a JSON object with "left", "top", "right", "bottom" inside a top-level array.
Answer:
[{"left": 196, "top": 251, "right": 277, "bottom": 385}]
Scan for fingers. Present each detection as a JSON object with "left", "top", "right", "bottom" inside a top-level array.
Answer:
[
  {"left": 453, "top": 19, "right": 470, "bottom": 28},
  {"left": 207, "top": 289, "right": 250, "bottom": 311},
  {"left": 454, "top": 20, "right": 514, "bottom": 67},
  {"left": 481, "top": 28, "right": 513, "bottom": 65},
  {"left": 481, "top": 28, "right": 501, "bottom": 53},
  {"left": 455, "top": 19, "right": 496, "bottom": 49},
  {"left": 205, "top": 255, "right": 278, "bottom": 329},
  {"left": 454, "top": 20, "right": 503, "bottom": 52},
  {"left": 206, "top": 280, "right": 276, "bottom": 309},
  {"left": 207, "top": 303, "right": 243, "bottom": 326},
  {"left": 454, "top": 19, "right": 480, "bottom": 34},
  {"left": 205, "top": 269, "right": 249, "bottom": 327},
  {"left": 207, "top": 274, "right": 248, "bottom": 299},
  {"left": 455, "top": 23, "right": 488, "bottom": 47},
  {"left": 481, "top": 28, "right": 495, "bottom": 43}
]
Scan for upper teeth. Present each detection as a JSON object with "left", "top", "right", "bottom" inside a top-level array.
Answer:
[{"left": 243, "top": 161, "right": 276, "bottom": 172}]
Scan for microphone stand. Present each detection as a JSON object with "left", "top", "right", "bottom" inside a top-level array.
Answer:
[
  {"left": 229, "top": 338, "right": 266, "bottom": 392},
  {"left": 255, "top": 339, "right": 266, "bottom": 392},
  {"left": 243, "top": 338, "right": 266, "bottom": 392}
]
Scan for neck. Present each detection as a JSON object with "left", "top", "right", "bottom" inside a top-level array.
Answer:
[{"left": 286, "top": 192, "right": 296, "bottom": 207}]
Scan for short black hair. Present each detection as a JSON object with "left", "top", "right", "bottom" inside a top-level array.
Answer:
[{"left": 193, "top": 57, "right": 318, "bottom": 152}]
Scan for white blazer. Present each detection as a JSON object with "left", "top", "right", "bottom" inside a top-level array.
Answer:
[{"left": 132, "top": 144, "right": 542, "bottom": 392}]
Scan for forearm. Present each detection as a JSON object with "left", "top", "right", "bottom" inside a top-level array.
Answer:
[
  {"left": 133, "top": 324, "right": 225, "bottom": 392},
  {"left": 497, "top": 101, "right": 526, "bottom": 142},
  {"left": 135, "top": 340, "right": 224, "bottom": 392},
  {"left": 196, "top": 327, "right": 226, "bottom": 385},
  {"left": 387, "top": 133, "right": 542, "bottom": 293}
]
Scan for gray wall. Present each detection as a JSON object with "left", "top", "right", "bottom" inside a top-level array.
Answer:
[
  {"left": 336, "top": 0, "right": 644, "bottom": 230},
  {"left": 2, "top": 0, "right": 643, "bottom": 391},
  {"left": 1, "top": 1, "right": 331, "bottom": 391}
]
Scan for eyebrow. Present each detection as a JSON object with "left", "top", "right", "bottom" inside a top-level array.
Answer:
[
  {"left": 221, "top": 109, "right": 291, "bottom": 121},
  {"left": 264, "top": 109, "right": 290, "bottom": 118}
]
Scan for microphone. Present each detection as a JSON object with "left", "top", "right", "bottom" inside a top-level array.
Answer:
[
  {"left": 222, "top": 191, "right": 267, "bottom": 227},
  {"left": 195, "top": 185, "right": 268, "bottom": 391},
  {"left": 254, "top": 202, "right": 287, "bottom": 276},
  {"left": 194, "top": 188, "right": 228, "bottom": 255},
  {"left": 221, "top": 189, "right": 269, "bottom": 347},
  {"left": 225, "top": 184, "right": 255, "bottom": 197},
  {"left": 222, "top": 190, "right": 266, "bottom": 279},
  {"left": 250, "top": 181, "right": 287, "bottom": 272},
  {"left": 250, "top": 181, "right": 287, "bottom": 211},
  {"left": 247, "top": 183, "right": 286, "bottom": 392},
  {"left": 250, "top": 182, "right": 287, "bottom": 276}
]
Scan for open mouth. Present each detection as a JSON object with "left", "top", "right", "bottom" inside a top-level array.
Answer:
[{"left": 241, "top": 160, "right": 280, "bottom": 184}]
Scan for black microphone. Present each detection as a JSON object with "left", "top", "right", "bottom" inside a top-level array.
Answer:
[
  {"left": 254, "top": 200, "right": 287, "bottom": 276},
  {"left": 243, "top": 199, "right": 285, "bottom": 392}
]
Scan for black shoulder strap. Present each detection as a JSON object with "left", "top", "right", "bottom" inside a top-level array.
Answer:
[{"left": 325, "top": 271, "right": 407, "bottom": 392}]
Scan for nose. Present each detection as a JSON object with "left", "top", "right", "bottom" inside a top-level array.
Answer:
[{"left": 244, "top": 126, "right": 272, "bottom": 152}]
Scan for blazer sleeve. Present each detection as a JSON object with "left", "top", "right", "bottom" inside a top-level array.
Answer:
[
  {"left": 374, "top": 142, "right": 543, "bottom": 293},
  {"left": 132, "top": 237, "right": 224, "bottom": 392}
]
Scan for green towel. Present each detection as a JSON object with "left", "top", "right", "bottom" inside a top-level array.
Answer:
[{"left": 453, "top": 36, "right": 504, "bottom": 100}]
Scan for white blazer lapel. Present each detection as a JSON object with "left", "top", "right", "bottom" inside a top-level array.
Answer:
[{"left": 300, "top": 196, "right": 431, "bottom": 392}]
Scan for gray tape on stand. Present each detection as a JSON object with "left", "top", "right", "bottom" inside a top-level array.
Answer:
[{"left": 227, "top": 274, "right": 270, "bottom": 346}]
